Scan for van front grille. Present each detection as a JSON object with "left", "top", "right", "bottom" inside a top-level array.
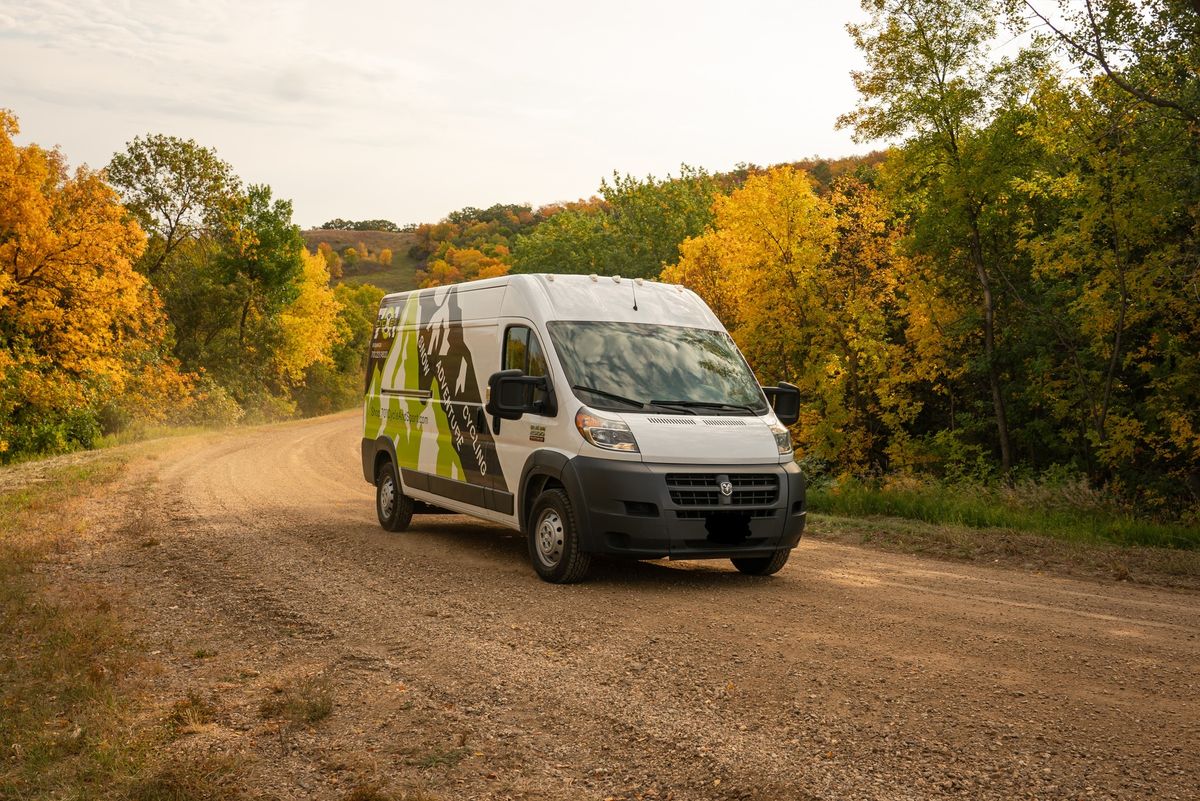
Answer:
[
  {"left": 728, "top": 474, "right": 779, "bottom": 505},
  {"left": 665, "top": 473, "right": 779, "bottom": 507}
]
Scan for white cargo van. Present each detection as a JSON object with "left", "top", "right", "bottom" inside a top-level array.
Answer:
[{"left": 360, "top": 274, "right": 805, "bottom": 583}]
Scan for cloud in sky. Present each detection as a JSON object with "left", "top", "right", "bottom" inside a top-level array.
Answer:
[{"left": 0, "top": 0, "right": 877, "bottom": 226}]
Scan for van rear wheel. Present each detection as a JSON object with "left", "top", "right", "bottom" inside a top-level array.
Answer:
[
  {"left": 376, "top": 461, "right": 413, "bottom": 532},
  {"left": 731, "top": 549, "right": 790, "bottom": 576},
  {"left": 528, "top": 489, "right": 591, "bottom": 584}
]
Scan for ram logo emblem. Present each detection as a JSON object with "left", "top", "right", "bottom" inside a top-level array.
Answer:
[{"left": 719, "top": 480, "right": 733, "bottom": 497}]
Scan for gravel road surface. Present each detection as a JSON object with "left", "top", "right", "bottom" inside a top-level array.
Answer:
[{"left": 69, "top": 411, "right": 1199, "bottom": 800}]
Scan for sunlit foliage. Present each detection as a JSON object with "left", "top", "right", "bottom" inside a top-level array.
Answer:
[{"left": 0, "top": 111, "right": 191, "bottom": 457}]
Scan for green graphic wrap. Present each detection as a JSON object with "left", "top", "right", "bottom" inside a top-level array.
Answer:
[{"left": 363, "top": 288, "right": 504, "bottom": 493}]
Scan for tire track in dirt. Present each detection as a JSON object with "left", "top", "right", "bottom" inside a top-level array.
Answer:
[{"left": 77, "top": 411, "right": 1200, "bottom": 800}]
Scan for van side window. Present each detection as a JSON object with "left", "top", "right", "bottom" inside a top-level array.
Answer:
[
  {"left": 527, "top": 335, "right": 547, "bottom": 379},
  {"left": 504, "top": 327, "right": 529, "bottom": 373},
  {"left": 503, "top": 325, "right": 549, "bottom": 409}
]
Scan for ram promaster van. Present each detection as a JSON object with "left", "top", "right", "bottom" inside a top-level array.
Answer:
[{"left": 360, "top": 274, "right": 805, "bottom": 583}]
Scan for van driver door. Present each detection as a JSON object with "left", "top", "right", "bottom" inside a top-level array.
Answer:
[{"left": 491, "top": 323, "right": 561, "bottom": 522}]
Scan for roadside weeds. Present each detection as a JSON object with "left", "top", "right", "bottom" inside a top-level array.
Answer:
[
  {"left": 0, "top": 449, "right": 256, "bottom": 800},
  {"left": 808, "top": 512, "right": 1200, "bottom": 590}
]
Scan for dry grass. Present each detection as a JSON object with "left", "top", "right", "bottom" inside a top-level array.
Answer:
[
  {"left": 411, "top": 746, "right": 470, "bottom": 769},
  {"left": 259, "top": 674, "right": 335, "bottom": 725},
  {"left": 302, "top": 229, "right": 415, "bottom": 255},
  {"left": 167, "top": 691, "right": 219, "bottom": 734},
  {"left": 301, "top": 230, "right": 422, "bottom": 294},
  {"left": 0, "top": 451, "right": 252, "bottom": 799},
  {"left": 126, "top": 755, "right": 247, "bottom": 801},
  {"left": 342, "top": 782, "right": 442, "bottom": 801},
  {"left": 0, "top": 455, "right": 146, "bottom": 799}
]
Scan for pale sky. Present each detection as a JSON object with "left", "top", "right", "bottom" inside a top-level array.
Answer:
[{"left": 0, "top": 1, "right": 878, "bottom": 228}]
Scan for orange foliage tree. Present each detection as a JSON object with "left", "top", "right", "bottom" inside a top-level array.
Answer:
[
  {"left": 0, "top": 110, "right": 191, "bottom": 457},
  {"left": 417, "top": 246, "right": 509, "bottom": 288}
]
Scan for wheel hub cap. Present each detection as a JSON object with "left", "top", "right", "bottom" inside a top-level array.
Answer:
[
  {"left": 536, "top": 510, "right": 564, "bottom": 567},
  {"left": 380, "top": 476, "right": 395, "bottom": 519}
]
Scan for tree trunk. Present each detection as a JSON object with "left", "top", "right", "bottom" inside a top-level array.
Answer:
[
  {"left": 968, "top": 218, "right": 1013, "bottom": 474},
  {"left": 238, "top": 298, "right": 251, "bottom": 350}
]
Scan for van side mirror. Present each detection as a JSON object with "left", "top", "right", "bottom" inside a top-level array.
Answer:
[
  {"left": 487, "top": 370, "right": 554, "bottom": 430},
  {"left": 762, "top": 382, "right": 801, "bottom": 426}
]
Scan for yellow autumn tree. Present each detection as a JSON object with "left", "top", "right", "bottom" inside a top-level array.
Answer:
[
  {"left": 0, "top": 109, "right": 192, "bottom": 457},
  {"left": 317, "top": 241, "right": 343, "bottom": 279},
  {"left": 276, "top": 248, "right": 341, "bottom": 383},
  {"left": 664, "top": 167, "right": 916, "bottom": 472}
]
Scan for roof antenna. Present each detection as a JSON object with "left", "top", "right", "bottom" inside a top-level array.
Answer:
[{"left": 631, "top": 278, "right": 639, "bottom": 311}]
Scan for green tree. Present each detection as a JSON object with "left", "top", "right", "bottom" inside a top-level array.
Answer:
[
  {"left": 1018, "top": 0, "right": 1199, "bottom": 126},
  {"left": 106, "top": 134, "right": 239, "bottom": 277},
  {"left": 839, "top": 0, "right": 1044, "bottom": 472},
  {"left": 511, "top": 209, "right": 612, "bottom": 275},
  {"left": 1004, "top": 1, "right": 1200, "bottom": 501},
  {"left": 600, "top": 166, "right": 720, "bottom": 278},
  {"left": 108, "top": 134, "right": 324, "bottom": 418},
  {"left": 513, "top": 167, "right": 719, "bottom": 279}
]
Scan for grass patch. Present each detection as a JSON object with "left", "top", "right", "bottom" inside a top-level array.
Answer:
[
  {"left": 167, "top": 691, "right": 219, "bottom": 734},
  {"left": 809, "top": 512, "right": 1200, "bottom": 588},
  {"left": 95, "top": 423, "right": 212, "bottom": 450},
  {"left": 0, "top": 451, "right": 248, "bottom": 798},
  {"left": 339, "top": 260, "right": 420, "bottom": 294},
  {"left": 126, "top": 755, "right": 246, "bottom": 801},
  {"left": 343, "top": 783, "right": 441, "bottom": 801},
  {"left": 808, "top": 477, "right": 1200, "bottom": 550},
  {"left": 259, "top": 675, "right": 334, "bottom": 725},
  {"left": 411, "top": 746, "right": 469, "bottom": 770},
  {"left": 0, "top": 453, "right": 148, "bottom": 798}
]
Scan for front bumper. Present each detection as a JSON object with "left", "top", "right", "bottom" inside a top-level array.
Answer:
[{"left": 565, "top": 456, "right": 806, "bottom": 559}]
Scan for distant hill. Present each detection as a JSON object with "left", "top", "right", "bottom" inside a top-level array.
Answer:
[
  {"left": 301, "top": 229, "right": 421, "bottom": 294},
  {"left": 301, "top": 229, "right": 414, "bottom": 254},
  {"left": 302, "top": 152, "right": 889, "bottom": 295}
]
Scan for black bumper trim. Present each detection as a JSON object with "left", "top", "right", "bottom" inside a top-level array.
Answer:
[{"left": 566, "top": 457, "right": 805, "bottom": 560}]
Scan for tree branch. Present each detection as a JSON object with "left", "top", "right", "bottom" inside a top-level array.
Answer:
[{"left": 1022, "top": 0, "right": 1198, "bottom": 123}]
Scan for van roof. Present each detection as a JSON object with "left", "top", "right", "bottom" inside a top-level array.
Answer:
[{"left": 381, "top": 274, "right": 723, "bottom": 330}]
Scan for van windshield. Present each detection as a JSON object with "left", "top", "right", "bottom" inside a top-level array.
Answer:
[{"left": 546, "top": 321, "right": 769, "bottom": 415}]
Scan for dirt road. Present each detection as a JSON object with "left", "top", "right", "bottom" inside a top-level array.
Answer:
[{"left": 71, "top": 411, "right": 1198, "bottom": 800}]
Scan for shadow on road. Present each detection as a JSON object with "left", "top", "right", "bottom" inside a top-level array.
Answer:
[{"left": 392, "top": 514, "right": 799, "bottom": 590}]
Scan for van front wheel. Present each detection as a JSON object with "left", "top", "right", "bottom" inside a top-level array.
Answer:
[
  {"left": 731, "top": 549, "right": 790, "bottom": 576},
  {"left": 376, "top": 461, "right": 413, "bottom": 532},
  {"left": 528, "top": 489, "right": 591, "bottom": 584}
]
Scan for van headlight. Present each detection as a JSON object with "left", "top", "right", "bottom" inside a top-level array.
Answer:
[
  {"left": 769, "top": 421, "right": 793, "bottom": 455},
  {"left": 575, "top": 408, "right": 640, "bottom": 452}
]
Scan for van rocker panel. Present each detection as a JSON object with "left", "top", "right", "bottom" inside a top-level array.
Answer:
[{"left": 563, "top": 456, "right": 805, "bottom": 560}]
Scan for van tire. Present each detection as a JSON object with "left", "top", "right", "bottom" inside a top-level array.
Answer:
[
  {"left": 731, "top": 549, "right": 790, "bottom": 576},
  {"left": 528, "top": 489, "right": 591, "bottom": 584},
  {"left": 376, "top": 460, "right": 413, "bottom": 532}
]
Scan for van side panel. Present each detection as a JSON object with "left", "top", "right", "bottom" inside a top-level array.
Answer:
[{"left": 362, "top": 284, "right": 515, "bottom": 520}]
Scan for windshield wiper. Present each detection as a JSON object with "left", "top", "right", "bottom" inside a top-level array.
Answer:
[
  {"left": 649, "top": 399, "right": 757, "bottom": 414},
  {"left": 572, "top": 384, "right": 645, "bottom": 409}
]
